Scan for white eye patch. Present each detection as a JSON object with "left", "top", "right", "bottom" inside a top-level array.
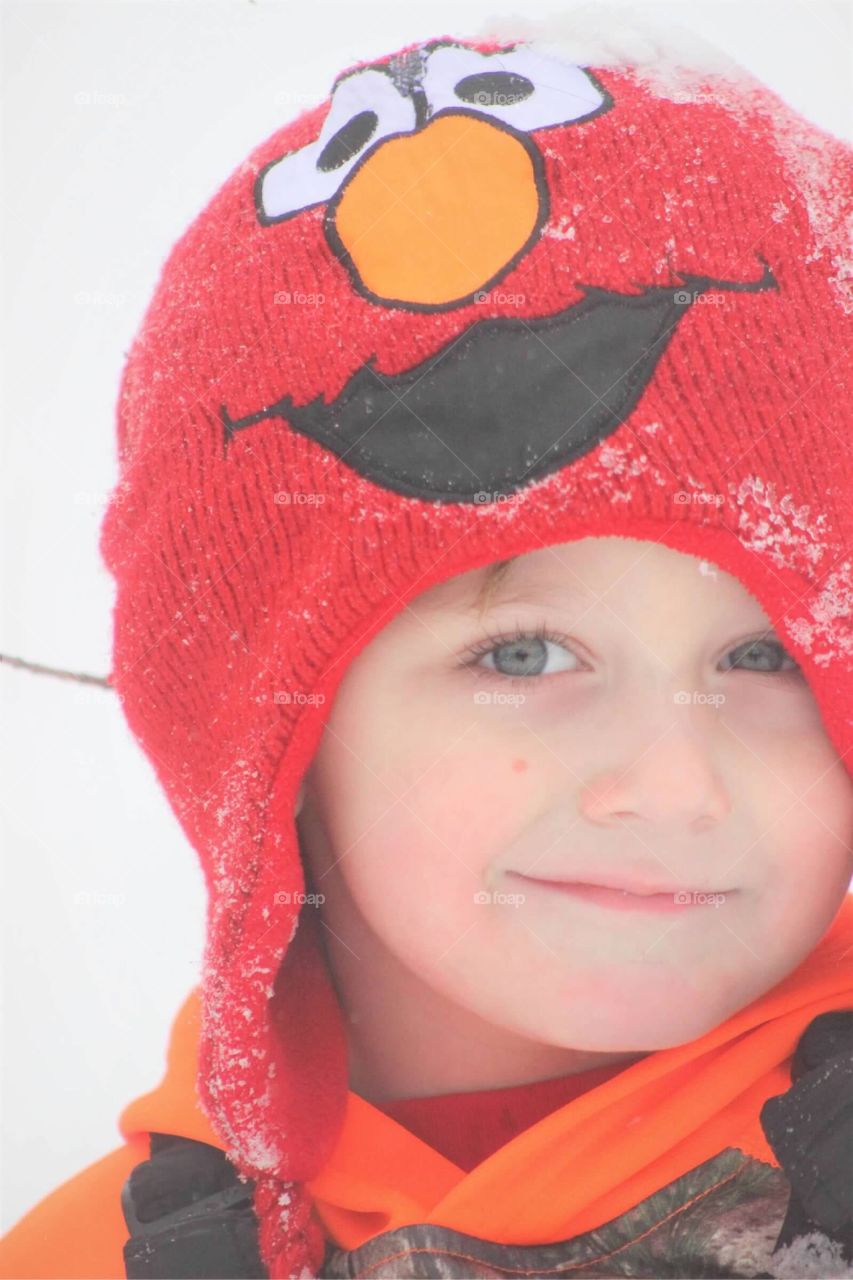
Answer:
[
  {"left": 421, "top": 45, "right": 607, "bottom": 133},
  {"left": 257, "top": 68, "right": 416, "bottom": 223},
  {"left": 256, "top": 45, "right": 608, "bottom": 225}
]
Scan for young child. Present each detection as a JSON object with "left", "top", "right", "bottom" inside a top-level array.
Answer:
[{"left": 2, "top": 20, "right": 852, "bottom": 1280}]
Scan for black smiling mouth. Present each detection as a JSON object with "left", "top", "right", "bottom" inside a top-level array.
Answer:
[{"left": 221, "top": 258, "right": 778, "bottom": 504}]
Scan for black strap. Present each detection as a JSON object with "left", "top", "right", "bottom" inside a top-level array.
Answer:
[{"left": 121, "top": 1133, "right": 268, "bottom": 1278}]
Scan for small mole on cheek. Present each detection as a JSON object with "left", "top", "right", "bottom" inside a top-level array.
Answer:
[{"left": 511, "top": 758, "right": 528, "bottom": 774}]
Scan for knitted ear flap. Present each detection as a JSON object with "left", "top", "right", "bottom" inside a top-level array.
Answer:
[{"left": 254, "top": 1175, "right": 327, "bottom": 1279}]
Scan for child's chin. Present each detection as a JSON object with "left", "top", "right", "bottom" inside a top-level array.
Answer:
[{"left": 532, "top": 968, "right": 750, "bottom": 1051}]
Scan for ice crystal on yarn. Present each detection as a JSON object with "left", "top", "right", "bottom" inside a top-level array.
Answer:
[
  {"left": 479, "top": 7, "right": 852, "bottom": 315},
  {"left": 478, "top": 5, "right": 756, "bottom": 98},
  {"left": 730, "top": 475, "right": 831, "bottom": 574},
  {"left": 787, "top": 560, "right": 853, "bottom": 668},
  {"left": 544, "top": 213, "right": 577, "bottom": 242},
  {"left": 766, "top": 111, "right": 853, "bottom": 313},
  {"left": 579, "top": 428, "right": 670, "bottom": 502}
]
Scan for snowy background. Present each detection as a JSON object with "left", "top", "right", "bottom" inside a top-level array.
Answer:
[{"left": 2, "top": 0, "right": 851, "bottom": 1233}]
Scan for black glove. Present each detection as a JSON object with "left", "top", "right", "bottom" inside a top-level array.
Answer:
[{"left": 759, "top": 1010, "right": 853, "bottom": 1267}]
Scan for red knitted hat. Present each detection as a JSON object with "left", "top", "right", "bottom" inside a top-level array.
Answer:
[{"left": 99, "top": 27, "right": 853, "bottom": 1278}]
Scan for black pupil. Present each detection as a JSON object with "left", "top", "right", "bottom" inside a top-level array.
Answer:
[
  {"left": 454, "top": 71, "right": 535, "bottom": 107},
  {"left": 317, "top": 110, "right": 379, "bottom": 172},
  {"left": 493, "top": 636, "right": 548, "bottom": 677}
]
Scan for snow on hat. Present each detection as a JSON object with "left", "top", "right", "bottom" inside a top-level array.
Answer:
[{"left": 99, "top": 24, "right": 853, "bottom": 1277}]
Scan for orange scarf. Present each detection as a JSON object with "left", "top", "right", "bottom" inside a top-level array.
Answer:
[
  {"left": 305, "top": 895, "right": 853, "bottom": 1250},
  {"left": 119, "top": 896, "right": 853, "bottom": 1254}
]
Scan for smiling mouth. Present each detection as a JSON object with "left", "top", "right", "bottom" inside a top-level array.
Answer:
[
  {"left": 505, "top": 872, "right": 733, "bottom": 914},
  {"left": 220, "top": 259, "right": 779, "bottom": 503}
]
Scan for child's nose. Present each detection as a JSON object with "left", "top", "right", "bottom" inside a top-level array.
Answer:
[{"left": 578, "top": 721, "right": 731, "bottom": 830}]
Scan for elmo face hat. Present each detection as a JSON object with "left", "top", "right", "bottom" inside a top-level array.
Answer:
[{"left": 99, "top": 27, "right": 853, "bottom": 1278}]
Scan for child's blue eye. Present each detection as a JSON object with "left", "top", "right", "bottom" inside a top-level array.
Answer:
[
  {"left": 462, "top": 626, "right": 803, "bottom": 686},
  {"left": 720, "top": 637, "right": 801, "bottom": 676},
  {"left": 475, "top": 632, "right": 579, "bottom": 679},
  {"left": 463, "top": 624, "right": 582, "bottom": 683}
]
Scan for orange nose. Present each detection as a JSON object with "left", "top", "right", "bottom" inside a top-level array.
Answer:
[{"left": 332, "top": 115, "right": 541, "bottom": 307}]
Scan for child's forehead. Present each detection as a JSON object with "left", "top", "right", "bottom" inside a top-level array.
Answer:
[{"left": 417, "top": 537, "right": 730, "bottom": 612}]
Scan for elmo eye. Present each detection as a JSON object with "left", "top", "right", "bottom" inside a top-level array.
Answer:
[
  {"left": 422, "top": 44, "right": 611, "bottom": 133},
  {"left": 256, "top": 68, "right": 416, "bottom": 225},
  {"left": 453, "top": 71, "right": 535, "bottom": 108},
  {"left": 317, "top": 110, "right": 380, "bottom": 172}
]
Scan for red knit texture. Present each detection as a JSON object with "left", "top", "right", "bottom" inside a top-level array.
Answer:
[{"left": 99, "top": 29, "right": 853, "bottom": 1277}]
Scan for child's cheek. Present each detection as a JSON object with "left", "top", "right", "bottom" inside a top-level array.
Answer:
[
  {"left": 740, "top": 725, "right": 853, "bottom": 873},
  {"left": 345, "top": 748, "right": 539, "bottom": 931},
  {"left": 401, "top": 748, "right": 536, "bottom": 867}
]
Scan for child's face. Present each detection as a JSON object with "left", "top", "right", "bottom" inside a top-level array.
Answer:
[{"left": 297, "top": 537, "right": 853, "bottom": 1076}]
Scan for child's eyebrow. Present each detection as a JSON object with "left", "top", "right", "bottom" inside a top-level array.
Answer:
[
  {"left": 414, "top": 561, "right": 592, "bottom": 619},
  {"left": 469, "top": 579, "right": 589, "bottom": 612},
  {"left": 448, "top": 575, "right": 591, "bottom": 617}
]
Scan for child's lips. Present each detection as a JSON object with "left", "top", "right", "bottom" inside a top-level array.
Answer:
[{"left": 505, "top": 871, "right": 734, "bottom": 914}]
